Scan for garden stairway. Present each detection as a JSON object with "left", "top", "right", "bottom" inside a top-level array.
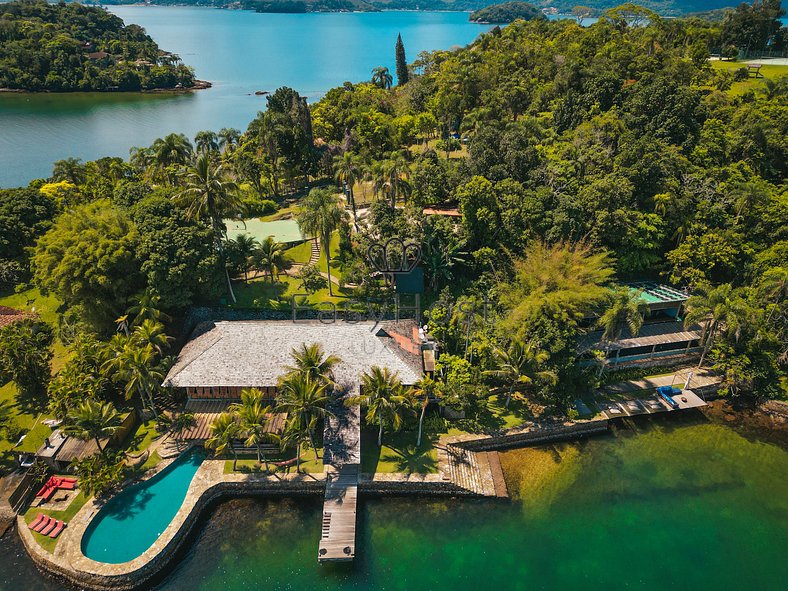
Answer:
[
  {"left": 441, "top": 444, "right": 500, "bottom": 497},
  {"left": 309, "top": 239, "right": 320, "bottom": 265}
]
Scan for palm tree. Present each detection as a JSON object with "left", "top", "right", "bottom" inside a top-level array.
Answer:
[
  {"left": 345, "top": 366, "right": 413, "bottom": 447},
  {"left": 252, "top": 236, "right": 287, "bottom": 283},
  {"left": 175, "top": 153, "right": 243, "bottom": 302},
  {"left": 684, "top": 283, "right": 749, "bottom": 367},
  {"left": 151, "top": 133, "right": 193, "bottom": 181},
  {"left": 169, "top": 412, "right": 196, "bottom": 451},
  {"left": 218, "top": 128, "right": 241, "bottom": 153},
  {"left": 383, "top": 152, "right": 411, "bottom": 208},
  {"left": 596, "top": 287, "right": 649, "bottom": 374},
  {"left": 485, "top": 340, "right": 557, "bottom": 408},
  {"left": 127, "top": 291, "right": 171, "bottom": 327},
  {"left": 102, "top": 342, "right": 167, "bottom": 418},
  {"left": 276, "top": 374, "right": 332, "bottom": 460},
  {"left": 296, "top": 188, "right": 346, "bottom": 296},
  {"left": 63, "top": 400, "right": 122, "bottom": 456},
  {"left": 371, "top": 66, "right": 393, "bottom": 89},
  {"left": 132, "top": 319, "right": 172, "bottom": 356},
  {"left": 411, "top": 376, "right": 438, "bottom": 447},
  {"left": 333, "top": 152, "right": 360, "bottom": 221},
  {"left": 284, "top": 343, "right": 341, "bottom": 387},
  {"left": 205, "top": 412, "right": 241, "bottom": 471},
  {"left": 194, "top": 130, "right": 220, "bottom": 154},
  {"left": 231, "top": 388, "right": 278, "bottom": 472},
  {"left": 228, "top": 234, "right": 259, "bottom": 282},
  {"left": 279, "top": 417, "right": 313, "bottom": 474}
]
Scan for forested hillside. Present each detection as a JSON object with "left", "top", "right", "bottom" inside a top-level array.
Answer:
[
  {"left": 0, "top": 0, "right": 196, "bottom": 91},
  {"left": 470, "top": 2, "right": 546, "bottom": 23}
]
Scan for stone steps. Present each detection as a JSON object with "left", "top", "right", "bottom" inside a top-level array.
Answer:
[
  {"left": 309, "top": 239, "right": 320, "bottom": 265},
  {"left": 446, "top": 444, "right": 489, "bottom": 496}
]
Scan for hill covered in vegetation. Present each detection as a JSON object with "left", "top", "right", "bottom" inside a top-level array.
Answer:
[
  {"left": 0, "top": 0, "right": 198, "bottom": 92},
  {"left": 470, "top": 2, "right": 545, "bottom": 23}
]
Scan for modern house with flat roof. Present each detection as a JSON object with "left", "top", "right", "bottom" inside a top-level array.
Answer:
[
  {"left": 579, "top": 282, "right": 702, "bottom": 369},
  {"left": 163, "top": 319, "right": 425, "bottom": 441}
]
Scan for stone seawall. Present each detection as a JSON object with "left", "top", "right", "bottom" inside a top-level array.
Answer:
[{"left": 449, "top": 420, "right": 610, "bottom": 452}]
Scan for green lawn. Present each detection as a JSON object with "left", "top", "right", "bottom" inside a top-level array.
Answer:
[
  {"left": 126, "top": 419, "right": 161, "bottom": 453},
  {"left": 223, "top": 448, "right": 324, "bottom": 475},
  {"left": 360, "top": 429, "right": 439, "bottom": 475},
  {"left": 710, "top": 60, "right": 788, "bottom": 96},
  {"left": 229, "top": 275, "right": 353, "bottom": 310},
  {"left": 285, "top": 239, "right": 313, "bottom": 264},
  {"left": 259, "top": 203, "right": 301, "bottom": 221},
  {"left": 23, "top": 490, "right": 89, "bottom": 553},
  {"left": 0, "top": 287, "right": 63, "bottom": 327}
]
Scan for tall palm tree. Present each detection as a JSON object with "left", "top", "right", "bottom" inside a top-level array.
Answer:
[
  {"left": 132, "top": 319, "right": 173, "bottom": 356},
  {"left": 383, "top": 152, "right": 411, "bottom": 208},
  {"left": 175, "top": 153, "right": 243, "bottom": 302},
  {"left": 205, "top": 412, "right": 241, "bottom": 471},
  {"left": 333, "top": 152, "right": 360, "bottom": 221},
  {"left": 279, "top": 417, "right": 313, "bottom": 474},
  {"left": 276, "top": 374, "right": 332, "bottom": 460},
  {"left": 194, "top": 130, "right": 220, "bottom": 154},
  {"left": 345, "top": 366, "right": 413, "bottom": 447},
  {"left": 151, "top": 133, "right": 193, "bottom": 181},
  {"left": 684, "top": 283, "right": 749, "bottom": 368},
  {"left": 127, "top": 291, "right": 171, "bottom": 326},
  {"left": 595, "top": 287, "right": 649, "bottom": 374},
  {"left": 63, "top": 400, "right": 122, "bottom": 456},
  {"left": 218, "top": 128, "right": 241, "bottom": 153},
  {"left": 296, "top": 188, "right": 346, "bottom": 296},
  {"left": 231, "top": 388, "right": 278, "bottom": 472},
  {"left": 252, "top": 236, "right": 287, "bottom": 283},
  {"left": 227, "top": 234, "right": 259, "bottom": 282},
  {"left": 485, "top": 340, "right": 557, "bottom": 408},
  {"left": 371, "top": 66, "right": 393, "bottom": 89},
  {"left": 102, "top": 342, "right": 166, "bottom": 419},
  {"left": 284, "top": 342, "right": 341, "bottom": 387},
  {"left": 411, "top": 375, "right": 437, "bottom": 447}
]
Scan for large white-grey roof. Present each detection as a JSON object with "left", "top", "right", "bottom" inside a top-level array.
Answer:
[{"left": 164, "top": 320, "right": 422, "bottom": 390}]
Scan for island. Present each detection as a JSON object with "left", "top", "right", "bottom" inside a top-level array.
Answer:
[
  {"left": 0, "top": 0, "right": 205, "bottom": 92},
  {"left": 469, "top": 1, "right": 546, "bottom": 23}
]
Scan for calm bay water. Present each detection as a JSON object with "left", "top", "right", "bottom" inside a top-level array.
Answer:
[
  {"left": 0, "top": 8, "right": 489, "bottom": 188},
  {"left": 1, "top": 414, "right": 786, "bottom": 590}
]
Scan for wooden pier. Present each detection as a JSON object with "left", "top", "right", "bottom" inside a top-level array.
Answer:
[{"left": 318, "top": 464, "right": 359, "bottom": 562}]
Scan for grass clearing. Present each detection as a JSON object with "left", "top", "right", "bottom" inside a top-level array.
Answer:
[
  {"left": 23, "top": 490, "right": 89, "bottom": 553},
  {"left": 709, "top": 60, "right": 788, "bottom": 96},
  {"left": 285, "top": 239, "right": 313, "bottom": 264},
  {"left": 360, "top": 429, "right": 438, "bottom": 474},
  {"left": 229, "top": 275, "right": 353, "bottom": 310},
  {"left": 223, "top": 449, "right": 324, "bottom": 474}
]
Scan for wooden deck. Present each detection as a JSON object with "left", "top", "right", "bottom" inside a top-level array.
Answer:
[{"left": 318, "top": 464, "right": 359, "bottom": 563}]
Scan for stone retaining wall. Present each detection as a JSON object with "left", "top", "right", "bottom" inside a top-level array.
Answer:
[{"left": 448, "top": 420, "right": 610, "bottom": 452}]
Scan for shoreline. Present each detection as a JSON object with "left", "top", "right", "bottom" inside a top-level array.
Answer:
[{"left": 0, "top": 79, "right": 212, "bottom": 95}]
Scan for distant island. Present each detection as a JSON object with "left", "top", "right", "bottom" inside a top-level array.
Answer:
[
  {"left": 0, "top": 0, "right": 203, "bottom": 92},
  {"left": 91, "top": 0, "right": 750, "bottom": 18},
  {"left": 470, "top": 2, "right": 545, "bottom": 23}
]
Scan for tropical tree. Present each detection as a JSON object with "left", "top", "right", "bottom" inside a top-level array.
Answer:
[
  {"left": 169, "top": 412, "right": 196, "bottom": 451},
  {"left": 296, "top": 188, "right": 346, "bottom": 296},
  {"left": 102, "top": 341, "right": 168, "bottom": 418},
  {"left": 485, "top": 340, "right": 557, "bottom": 408},
  {"left": 395, "top": 33, "right": 409, "bottom": 86},
  {"left": 284, "top": 342, "right": 341, "bottom": 387},
  {"left": 194, "top": 130, "right": 219, "bottom": 154},
  {"left": 684, "top": 283, "right": 750, "bottom": 367},
  {"left": 227, "top": 234, "right": 259, "bottom": 282},
  {"left": 595, "top": 287, "right": 649, "bottom": 374},
  {"left": 174, "top": 153, "right": 243, "bottom": 302},
  {"left": 333, "top": 152, "right": 361, "bottom": 220},
  {"left": 205, "top": 412, "right": 241, "bottom": 471},
  {"left": 0, "top": 319, "right": 53, "bottom": 398},
  {"left": 276, "top": 373, "right": 332, "bottom": 460},
  {"left": 151, "top": 133, "right": 193, "bottom": 181},
  {"left": 218, "top": 128, "right": 241, "bottom": 153},
  {"left": 382, "top": 153, "right": 412, "bottom": 207},
  {"left": 371, "top": 66, "right": 393, "bottom": 90},
  {"left": 346, "top": 366, "right": 414, "bottom": 447},
  {"left": 411, "top": 375, "right": 438, "bottom": 447},
  {"left": 126, "top": 291, "right": 172, "bottom": 327},
  {"left": 132, "top": 319, "right": 172, "bottom": 356},
  {"left": 279, "top": 417, "right": 313, "bottom": 474},
  {"left": 231, "top": 388, "right": 278, "bottom": 471},
  {"left": 252, "top": 236, "right": 287, "bottom": 283},
  {"left": 63, "top": 400, "right": 122, "bottom": 456}
]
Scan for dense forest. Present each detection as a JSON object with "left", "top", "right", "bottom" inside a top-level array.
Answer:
[
  {"left": 0, "top": 0, "right": 197, "bottom": 91},
  {"left": 470, "top": 2, "right": 546, "bottom": 23},
  {"left": 1, "top": 2, "right": 787, "bottom": 479}
]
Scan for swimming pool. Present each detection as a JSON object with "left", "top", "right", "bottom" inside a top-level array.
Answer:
[
  {"left": 224, "top": 218, "right": 306, "bottom": 244},
  {"left": 81, "top": 450, "right": 204, "bottom": 564}
]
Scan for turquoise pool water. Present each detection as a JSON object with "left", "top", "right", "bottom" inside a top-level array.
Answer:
[
  {"left": 81, "top": 450, "right": 204, "bottom": 564},
  {"left": 225, "top": 218, "right": 306, "bottom": 244}
]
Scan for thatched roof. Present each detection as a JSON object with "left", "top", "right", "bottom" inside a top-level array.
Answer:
[{"left": 164, "top": 320, "right": 423, "bottom": 390}]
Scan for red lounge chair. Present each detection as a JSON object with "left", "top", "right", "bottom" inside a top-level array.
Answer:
[
  {"left": 33, "top": 516, "right": 53, "bottom": 533},
  {"left": 48, "top": 520, "right": 65, "bottom": 538},
  {"left": 60, "top": 477, "right": 77, "bottom": 484},
  {"left": 39, "top": 518, "right": 57, "bottom": 536},
  {"left": 58, "top": 481, "right": 76, "bottom": 491},
  {"left": 28, "top": 513, "right": 46, "bottom": 530},
  {"left": 35, "top": 484, "right": 50, "bottom": 497},
  {"left": 40, "top": 486, "right": 57, "bottom": 502}
]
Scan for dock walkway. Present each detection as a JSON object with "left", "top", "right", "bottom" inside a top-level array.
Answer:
[{"left": 319, "top": 391, "right": 361, "bottom": 562}]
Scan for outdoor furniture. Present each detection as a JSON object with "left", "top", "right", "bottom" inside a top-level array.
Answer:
[
  {"left": 32, "top": 516, "right": 52, "bottom": 533},
  {"left": 28, "top": 513, "right": 46, "bottom": 530},
  {"left": 747, "top": 64, "right": 763, "bottom": 78},
  {"left": 35, "top": 476, "right": 79, "bottom": 502},
  {"left": 48, "top": 520, "right": 66, "bottom": 538},
  {"left": 39, "top": 518, "right": 58, "bottom": 536}
]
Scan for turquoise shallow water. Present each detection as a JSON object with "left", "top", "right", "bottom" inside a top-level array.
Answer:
[
  {"left": 81, "top": 450, "right": 204, "bottom": 564},
  {"left": 0, "top": 414, "right": 786, "bottom": 590},
  {"left": 0, "top": 8, "right": 489, "bottom": 187}
]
